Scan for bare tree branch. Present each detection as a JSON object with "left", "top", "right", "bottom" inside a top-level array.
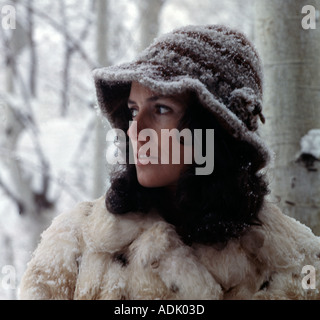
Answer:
[
  {"left": 0, "top": 174, "right": 25, "bottom": 214},
  {"left": 18, "top": 2, "right": 98, "bottom": 69},
  {"left": 59, "top": 0, "right": 95, "bottom": 116}
]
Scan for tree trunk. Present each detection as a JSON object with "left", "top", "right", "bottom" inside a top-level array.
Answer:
[
  {"left": 92, "top": 0, "right": 110, "bottom": 198},
  {"left": 137, "top": 0, "right": 165, "bottom": 51},
  {"left": 60, "top": 0, "right": 71, "bottom": 117},
  {"left": 1, "top": 0, "right": 54, "bottom": 281},
  {"left": 27, "top": 0, "right": 37, "bottom": 97},
  {"left": 255, "top": 0, "right": 320, "bottom": 234}
]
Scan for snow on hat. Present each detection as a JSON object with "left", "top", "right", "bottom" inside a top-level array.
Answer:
[{"left": 93, "top": 24, "right": 271, "bottom": 167}]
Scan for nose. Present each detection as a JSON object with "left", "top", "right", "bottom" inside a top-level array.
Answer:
[
  {"left": 127, "top": 108, "right": 148, "bottom": 140},
  {"left": 127, "top": 120, "right": 137, "bottom": 141}
]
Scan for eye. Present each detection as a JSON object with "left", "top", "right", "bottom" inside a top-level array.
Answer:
[
  {"left": 155, "top": 104, "right": 171, "bottom": 115},
  {"left": 129, "top": 107, "right": 138, "bottom": 118}
]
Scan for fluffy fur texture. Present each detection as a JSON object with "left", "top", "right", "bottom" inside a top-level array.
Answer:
[{"left": 20, "top": 197, "right": 320, "bottom": 300}]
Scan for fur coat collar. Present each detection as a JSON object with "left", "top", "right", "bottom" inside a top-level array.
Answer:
[{"left": 20, "top": 197, "right": 320, "bottom": 300}]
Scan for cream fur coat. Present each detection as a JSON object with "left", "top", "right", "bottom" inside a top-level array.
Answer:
[{"left": 20, "top": 197, "right": 320, "bottom": 300}]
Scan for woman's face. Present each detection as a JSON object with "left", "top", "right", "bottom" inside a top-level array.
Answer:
[{"left": 127, "top": 81, "right": 191, "bottom": 189}]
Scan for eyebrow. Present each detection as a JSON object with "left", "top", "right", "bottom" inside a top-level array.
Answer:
[{"left": 127, "top": 95, "right": 166, "bottom": 105}]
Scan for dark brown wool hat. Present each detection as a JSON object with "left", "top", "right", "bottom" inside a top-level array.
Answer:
[{"left": 93, "top": 24, "right": 271, "bottom": 168}]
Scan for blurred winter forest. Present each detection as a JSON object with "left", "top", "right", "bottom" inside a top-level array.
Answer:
[{"left": 0, "top": 0, "right": 319, "bottom": 299}]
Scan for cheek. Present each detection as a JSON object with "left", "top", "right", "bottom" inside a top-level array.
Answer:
[
  {"left": 134, "top": 123, "right": 191, "bottom": 188},
  {"left": 159, "top": 133, "right": 193, "bottom": 165}
]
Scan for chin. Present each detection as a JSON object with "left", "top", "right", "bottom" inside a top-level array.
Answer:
[
  {"left": 137, "top": 177, "right": 163, "bottom": 188},
  {"left": 136, "top": 165, "right": 182, "bottom": 188},
  {"left": 137, "top": 174, "right": 174, "bottom": 188}
]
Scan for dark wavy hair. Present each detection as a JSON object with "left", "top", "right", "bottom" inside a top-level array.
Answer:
[{"left": 105, "top": 91, "right": 269, "bottom": 246}]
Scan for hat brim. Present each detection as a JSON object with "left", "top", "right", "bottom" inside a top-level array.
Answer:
[{"left": 93, "top": 61, "right": 272, "bottom": 169}]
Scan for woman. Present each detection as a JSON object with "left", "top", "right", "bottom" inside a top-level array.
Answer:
[{"left": 20, "top": 25, "right": 320, "bottom": 300}]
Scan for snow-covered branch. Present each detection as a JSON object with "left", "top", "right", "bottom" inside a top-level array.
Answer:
[{"left": 18, "top": 1, "right": 98, "bottom": 69}]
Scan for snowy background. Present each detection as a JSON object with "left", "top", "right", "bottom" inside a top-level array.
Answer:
[{"left": 2, "top": 0, "right": 319, "bottom": 300}]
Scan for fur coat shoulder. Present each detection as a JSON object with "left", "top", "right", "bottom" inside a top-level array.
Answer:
[{"left": 20, "top": 197, "right": 320, "bottom": 300}]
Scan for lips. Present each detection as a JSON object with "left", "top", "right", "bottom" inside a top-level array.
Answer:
[{"left": 137, "top": 151, "right": 158, "bottom": 166}]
